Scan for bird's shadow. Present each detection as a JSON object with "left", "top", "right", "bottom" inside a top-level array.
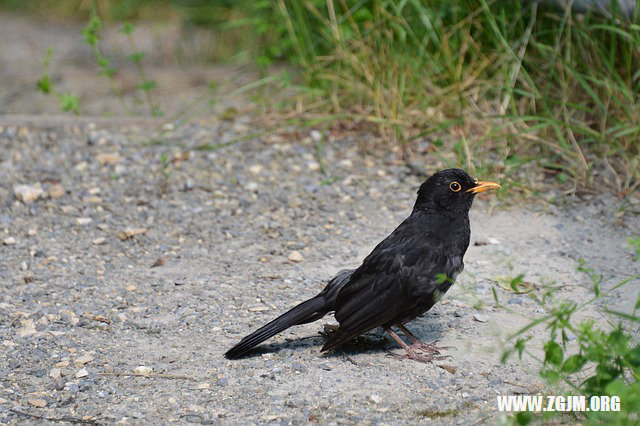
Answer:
[{"left": 229, "top": 317, "right": 447, "bottom": 360}]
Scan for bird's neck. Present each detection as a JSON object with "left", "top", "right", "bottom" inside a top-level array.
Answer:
[{"left": 416, "top": 209, "right": 471, "bottom": 253}]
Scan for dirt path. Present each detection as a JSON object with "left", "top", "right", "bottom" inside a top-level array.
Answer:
[{"left": 0, "top": 116, "right": 638, "bottom": 424}]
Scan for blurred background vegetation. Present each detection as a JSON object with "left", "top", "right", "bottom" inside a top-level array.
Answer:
[{"left": 1, "top": 0, "right": 639, "bottom": 192}]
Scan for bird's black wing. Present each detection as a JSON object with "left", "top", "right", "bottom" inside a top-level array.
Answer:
[{"left": 322, "top": 215, "right": 462, "bottom": 351}]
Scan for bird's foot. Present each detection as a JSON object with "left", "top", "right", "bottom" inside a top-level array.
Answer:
[
  {"left": 410, "top": 340, "right": 451, "bottom": 356},
  {"left": 387, "top": 347, "right": 449, "bottom": 363}
]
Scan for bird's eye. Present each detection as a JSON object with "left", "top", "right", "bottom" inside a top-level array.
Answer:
[{"left": 449, "top": 181, "right": 461, "bottom": 192}]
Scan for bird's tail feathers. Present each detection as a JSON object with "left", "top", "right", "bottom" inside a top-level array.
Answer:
[{"left": 224, "top": 296, "right": 328, "bottom": 359}]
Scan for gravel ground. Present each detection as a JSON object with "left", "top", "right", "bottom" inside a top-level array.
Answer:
[{"left": 0, "top": 117, "right": 639, "bottom": 424}]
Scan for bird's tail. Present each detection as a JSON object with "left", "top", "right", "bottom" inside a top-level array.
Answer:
[{"left": 224, "top": 296, "right": 328, "bottom": 359}]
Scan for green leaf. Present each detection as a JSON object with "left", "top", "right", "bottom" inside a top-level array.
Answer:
[
  {"left": 624, "top": 345, "right": 640, "bottom": 367},
  {"left": 544, "top": 341, "right": 564, "bottom": 366},
  {"left": 515, "top": 411, "right": 533, "bottom": 425},
  {"left": 82, "top": 15, "right": 102, "bottom": 46},
  {"left": 120, "top": 22, "right": 135, "bottom": 35},
  {"left": 436, "top": 274, "right": 452, "bottom": 285},
  {"left": 128, "top": 51, "right": 145, "bottom": 64},
  {"left": 561, "top": 354, "right": 586, "bottom": 373},
  {"left": 492, "top": 287, "right": 499, "bottom": 305},
  {"left": 60, "top": 93, "right": 79, "bottom": 114},
  {"left": 36, "top": 74, "right": 51, "bottom": 94},
  {"left": 208, "top": 80, "right": 220, "bottom": 92},
  {"left": 137, "top": 80, "right": 157, "bottom": 92}
]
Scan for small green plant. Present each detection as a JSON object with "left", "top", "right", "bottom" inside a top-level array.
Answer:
[
  {"left": 120, "top": 21, "right": 161, "bottom": 116},
  {"left": 36, "top": 46, "right": 80, "bottom": 114},
  {"left": 37, "top": 8, "right": 160, "bottom": 116},
  {"left": 503, "top": 262, "right": 640, "bottom": 424},
  {"left": 628, "top": 237, "right": 640, "bottom": 261}
]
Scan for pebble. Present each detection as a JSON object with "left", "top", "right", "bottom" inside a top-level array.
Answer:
[
  {"left": 288, "top": 251, "right": 304, "bottom": 262},
  {"left": 473, "top": 314, "right": 489, "bottom": 323},
  {"left": 368, "top": 394, "right": 383, "bottom": 404},
  {"left": 76, "top": 368, "right": 89, "bottom": 378},
  {"left": 248, "top": 164, "right": 263, "bottom": 174},
  {"left": 118, "top": 228, "right": 147, "bottom": 240},
  {"left": 74, "top": 355, "right": 94, "bottom": 367},
  {"left": 76, "top": 217, "right": 93, "bottom": 225},
  {"left": 14, "top": 184, "right": 45, "bottom": 203},
  {"left": 28, "top": 398, "right": 47, "bottom": 408},
  {"left": 17, "top": 320, "right": 36, "bottom": 337},
  {"left": 49, "top": 368, "right": 61, "bottom": 379},
  {"left": 133, "top": 366, "right": 153, "bottom": 376},
  {"left": 48, "top": 183, "right": 65, "bottom": 198},
  {"left": 3, "top": 237, "right": 16, "bottom": 245},
  {"left": 96, "top": 152, "right": 120, "bottom": 165},
  {"left": 92, "top": 237, "right": 106, "bottom": 245}
]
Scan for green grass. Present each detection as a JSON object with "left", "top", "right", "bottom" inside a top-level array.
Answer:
[
  {"left": 502, "top": 263, "right": 640, "bottom": 425},
  {"left": 264, "top": 0, "right": 640, "bottom": 191},
  {"left": 4, "top": 0, "right": 640, "bottom": 191}
]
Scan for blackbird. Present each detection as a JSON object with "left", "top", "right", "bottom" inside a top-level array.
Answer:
[{"left": 225, "top": 168, "right": 500, "bottom": 361}]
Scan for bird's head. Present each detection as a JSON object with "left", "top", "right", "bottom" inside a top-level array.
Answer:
[{"left": 414, "top": 168, "right": 500, "bottom": 215}]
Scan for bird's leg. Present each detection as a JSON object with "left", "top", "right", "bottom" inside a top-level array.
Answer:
[
  {"left": 396, "top": 324, "right": 450, "bottom": 355},
  {"left": 383, "top": 327, "right": 444, "bottom": 363}
]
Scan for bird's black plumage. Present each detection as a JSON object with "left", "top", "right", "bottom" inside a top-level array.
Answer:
[{"left": 225, "top": 168, "right": 499, "bottom": 360}]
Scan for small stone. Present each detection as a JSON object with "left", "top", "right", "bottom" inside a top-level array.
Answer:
[
  {"left": 96, "top": 153, "right": 120, "bottom": 165},
  {"left": 14, "top": 184, "right": 45, "bottom": 203},
  {"left": 77, "top": 217, "right": 93, "bottom": 225},
  {"left": 195, "top": 382, "right": 210, "bottom": 389},
  {"left": 310, "top": 130, "right": 323, "bottom": 142},
  {"left": 168, "top": 397, "right": 177, "bottom": 404},
  {"left": 307, "top": 161, "right": 320, "bottom": 172},
  {"left": 92, "top": 237, "right": 106, "bottom": 245},
  {"left": 133, "top": 366, "right": 153, "bottom": 376},
  {"left": 245, "top": 182, "right": 258, "bottom": 191},
  {"left": 118, "top": 228, "right": 147, "bottom": 240},
  {"left": 248, "top": 164, "right": 263, "bottom": 174},
  {"left": 288, "top": 251, "right": 304, "bottom": 263},
  {"left": 74, "top": 355, "right": 94, "bottom": 367},
  {"left": 3, "top": 237, "right": 16, "bottom": 245},
  {"left": 368, "top": 394, "right": 383, "bottom": 404},
  {"left": 17, "top": 319, "right": 36, "bottom": 337},
  {"left": 49, "top": 368, "right": 61, "bottom": 379},
  {"left": 27, "top": 227, "right": 37, "bottom": 236},
  {"left": 48, "top": 183, "right": 65, "bottom": 199},
  {"left": 76, "top": 368, "right": 89, "bottom": 378},
  {"left": 473, "top": 314, "right": 489, "bottom": 323},
  {"left": 28, "top": 399, "right": 47, "bottom": 408}
]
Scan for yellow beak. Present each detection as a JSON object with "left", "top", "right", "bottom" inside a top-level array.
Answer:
[{"left": 467, "top": 180, "right": 501, "bottom": 194}]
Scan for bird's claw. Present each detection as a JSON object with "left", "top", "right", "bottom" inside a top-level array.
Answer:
[
  {"left": 387, "top": 350, "right": 449, "bottom": 364},
  {"left": 410, "top": 341, "right": 451, "bottom": 355}
]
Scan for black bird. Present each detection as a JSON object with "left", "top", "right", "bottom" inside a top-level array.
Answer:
[{"left": 225, "top": 169, "right": 500, "bottom": 361}]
